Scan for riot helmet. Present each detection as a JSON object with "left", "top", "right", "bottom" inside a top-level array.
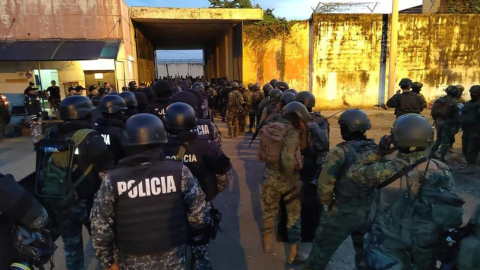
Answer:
[
  {"left": 154, "top": 80, "right": 173, "bottom": 98},
  {"left": 281, "top": 101, "right": 312, "bottom": 123},
  {"left": 263, "top": 84, "right": 273, "bottom": 95},
  {"left": 269, "top": 79, "right": 278, "bottom": 88},
  {"left": 170, "top": 91, "right": 199, "bottom": 110},
  {"left": 99, "top": 95, "right": 127, "bottom": 114},
  {"left": 294, "top": 91, "right": 316, "bottom": 109},
  {"left": 239, "top": 83, "right": 246, "bottom": 91},
  {"left": 338, "top": 109, "right": 371, "bottom": 139},
  {"left": 165, "top": 102, "right": 197, "bottom": 133},
  {"left": 108, "top": 91, "right": 119, "bottom": 96},
  {"left": 280, "top": 92, "right": 296, "bottom": 105},
  {"left": 399, "top": 78, "right": 413, "bottom": 89},
  {"left": 184, "top": 89, "right": 204, "bottom": 112},
  {"left": 59, "top": 96, "right": 94, "bottom": 120},
  {"left": 445, "top": 85, "right": 459, "bottom": 96},
  {"left": 269, "top": 89, "right": 283, "bottom": 103},
  {"left": 391, "top": 114, "right": 434, "bottom": 148},
  {"left": 123, "top": 113, "right": 168, "bottom": 146},
  {"left": 275, "top": 81, "right": 289, "bottom": 91},
  {"left": 119, "top": 91, "right": 138, "bottom": 107},
  {"left": 252, "top": 83, "right": 261, "bottom": 91},
  {"left": 192, "top": 82, "right": 205, "bottom": 92},
  {"left": 284, "top": 89, "right": 297, "bottom": 95},
  {"left": 142, "top": 87, "right": 155, "bottom": 102}
]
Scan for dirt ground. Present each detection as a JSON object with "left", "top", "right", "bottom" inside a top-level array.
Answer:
[{"left": 0, "top": 108, "right": 478, "bottom": 270}]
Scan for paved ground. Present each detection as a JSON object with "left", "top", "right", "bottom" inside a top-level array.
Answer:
[{"left": 0, "top": 108, "right": 478, "bottom": 270}]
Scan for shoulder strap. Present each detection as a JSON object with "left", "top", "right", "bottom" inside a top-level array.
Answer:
[
  {"left": 71, "top": 129, "right": 95, "bottom": 188},
  {"left": 377, "top": 157, "right": 428, "bottom": 189},
  {"left": 177, "top": 142, "right": 190, "bottom": 161}
]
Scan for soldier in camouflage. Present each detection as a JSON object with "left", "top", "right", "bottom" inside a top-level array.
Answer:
[
  {"left": 347, "top": 114, "right": 464, "bottom": 270},
  {"left": 91, "top": 114, "right": 210, "bottom": 270},
  {"left": 449, "top": 84, "right": 467, "bottom": 152},
  {"left": 457, "top": 204, "right": 480, "bottom": 270},
  {"left": 411, "top": 82, "right": 427, "bottom": 109},
  {"left": 259, "top": 89, "right": 282, "bottom": 122},
  {"left": 256, "top": 84, "right": 273, "bottom": 125},
  {"left": 249, "top": 84, "right": 264, "bottom": 133},
  {"left": 261, "top": 102, "right": 311, "bottom": 265},
  {"left": 238, "top": 83, "right": 251, "bottom": 133},
  {"left": 386, "top": 78, "right": 424, "bottom": 118},
  {"left": 226, "top": 82, "right": 244, "bottom": 138},
  {"left": 24, "top": 87, "right": 43, "bottom": 144},
  {"left": 458, "top": 85, "right": 480, "bottom": 174},
  {"left": 303, "top": 109, "right": 377, "bottom": 270}
]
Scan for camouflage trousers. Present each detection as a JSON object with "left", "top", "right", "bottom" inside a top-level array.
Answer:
[
  {"left": 431, "top": 120, "right": 455, "bottom": 159},
  {"left": 117, "top": 245, "right": 187, "bottom": 270},
  {"left": 227, "top": 111, "right": 240, "bottom": 134},
  {"left": 304, "top": 207, "right": 368, "bottom": 270},
  {"left": 261, "top": 168, "right": 301, "bottom": 243},
  {"left": 462, "top": 126, "right": 480, "bottom": 165},
  {"left": 29, "top": 120, "right": 42, "bottom": 144},
  {"left": 238, "top": 111, "right": 248, "bottom": 133},
  {"left": 362, "top": 228, "right": 438, "bottom": 270},
  {"left": 191, "top": 245, "right": 213, "bottom": 270},
  {"left": 53, "top": 200, "right": 89, "bottom": 270}
]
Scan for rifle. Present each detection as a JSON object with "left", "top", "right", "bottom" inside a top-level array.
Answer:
[{"left": 248, "top": 121, "right": 265, "bottom": 147}]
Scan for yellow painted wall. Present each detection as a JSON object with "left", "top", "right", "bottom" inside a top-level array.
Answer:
[{"left": 242, "top": 21, "right": 310, "bottom": 91}]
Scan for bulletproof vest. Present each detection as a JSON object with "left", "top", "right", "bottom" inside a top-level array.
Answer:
[
  {"left": 461, "top": 101, "right": 480, "bottom": 126},
  {"left": 305, "top": 113, "right": 330, "bottom": 157},
  {"left": 110, "top": 153, "right": 188, "bottom": 255},
  {"left": 334, "top": 139, "right": 378, "bottom": 207},
  {"left": 93, "top": 118, "right": 126, "bottom": 164},
  {"left": 196, "top": 118, "right": 215, "bottom": 141},
  {"left": 399, "top": 92, "right": 423, "bottom": 114},
  {"left": 163, "top": 137, "right": 220, "bottom": 201},
  {"left": 146, "top": 99, "right": 170, "bottom": 120}
]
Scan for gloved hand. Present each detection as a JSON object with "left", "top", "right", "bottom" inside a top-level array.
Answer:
[{"left": 375, "top": 135, "right": 396, "bottom": 156}]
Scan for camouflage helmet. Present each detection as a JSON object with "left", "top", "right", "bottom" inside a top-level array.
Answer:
[
  {"left": 248, "top": 83, "right": 254, "bottom": 90},
  {"left": 456, "top": 85, "right": 465, "bottom": 92},
  {"left": 399, "top": 78, "right": 413, "bottom": 88},
  {"left": 338, "top": 109, "right": 371, "bottom": 135},
  {"left": 445, "top": 85, "right": 459, "bottom": 96},
  {"left": 231, "top": 82, "right": 239, "bottom": 89},
  {"left": 469, "top": 85, "right": 480, "bottom": 94},
  {"left": 269, "top": 79, "right": 278, "bottom": 88},
  {"left": 280, "top": 92, "right": 296, "bottom": 105},
  {"left": 391, "top": 114, "right": 434, "bottom": 148},
  {"left": 284, "top": 89, "right": 298, "bottom": 95},
  {"left": 294, "top": 91, "right": 315, "bottom": 109},
  {"left": 269, "top": 89, "right": 283, "bottom": 102},
  {"left": 239, "top": 83, "right": 246, "bottom": 90},
  {"left": 411, "top": 82, "right": 423, "bottom": 90},
  {"left": 275, "top": 81, "right": 289, "bottom": 91},
  {"left": 281, "top": 101, "right": 312, "bottom": 123},
  {"left": 252, "top": 83, "right": 261, "bottom": 91}
]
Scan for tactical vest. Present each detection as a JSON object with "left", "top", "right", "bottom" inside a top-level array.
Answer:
[
  {"left": 163, "top": 137, "right": 220, "bottom": 201},
  {"left": 266, "top": 102, "right": 278, "bottom": 116},
  {"left": 93, "top": 118, "right": 126, "bottom": 164},
  {"left": 196, "top": 119, "right": 215, "bottom": 141},
  {"left": 305, "top": 113, "right": 330, "bottom": 157},
  {"left": 110, "top": 157, "right": 188, "bottom": 255},
  {"left": 461, "top": 101, "right": 480, "bottom": 126},
  {"left": 334, "top": 139, "right": 378, "bottom": 207}
]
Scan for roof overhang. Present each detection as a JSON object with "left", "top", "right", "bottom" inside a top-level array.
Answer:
[
  {"left": 0, "top": 40, "right": 121, "bottom": 61},
  {"left": 129, "top": 7, "right": 263, "bottom": 50}
]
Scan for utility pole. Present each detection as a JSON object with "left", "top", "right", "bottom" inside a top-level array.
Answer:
[{"left": 388, "top": 0, "right": 399, "bottom": 98}]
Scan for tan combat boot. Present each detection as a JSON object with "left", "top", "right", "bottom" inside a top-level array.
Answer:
[
  {"left": 262, "top": 233, "right": 273, "bottom": 254},
  {"left": 287, "top": 243, "right": 298, "bottom": 264}
]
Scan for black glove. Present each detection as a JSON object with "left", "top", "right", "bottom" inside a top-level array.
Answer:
[{"left": 376, "top": 135, "right": 396, "bottom": 156}]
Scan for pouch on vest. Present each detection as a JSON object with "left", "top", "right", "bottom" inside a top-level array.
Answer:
[
  {"left": 258, "top": 122, "right": 294, "bottom": 167},
  {"left": 400, "top": 93, "right": 423, "bottom": 113},
  {"left": 432, "top": 96, "right": 455, "bottom": 120},
  {"left": 35, "top": 129, "right": 94, "bottom": 209}
]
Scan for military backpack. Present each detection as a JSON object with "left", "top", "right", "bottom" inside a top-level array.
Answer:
[
  {"left": 399, "top": 93, "right": 423, "bottom": 113},
  {"left": 432, "top": 96, "right": 456, "bottom": 120}
]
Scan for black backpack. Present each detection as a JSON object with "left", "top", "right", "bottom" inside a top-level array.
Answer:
[
  {"left": 400, "top": 93, "right": 423, "bottom": 113},
  {"left": 432, "top": 96, "right": 455, "bottom": 120}
]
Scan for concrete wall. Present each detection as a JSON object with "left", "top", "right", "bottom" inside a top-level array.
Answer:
[
  {"left": 242, "top": 21, "right": 310, "bottom": 91},
  {"left": 157, "top": 63, "right": 204, "bottom": 78}
]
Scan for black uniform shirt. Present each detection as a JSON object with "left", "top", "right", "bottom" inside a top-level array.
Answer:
[{"left": 93, "top": 118, "right": 127, "bottom": 165}]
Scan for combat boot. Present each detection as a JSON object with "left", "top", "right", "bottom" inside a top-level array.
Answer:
[
  {"left": 225, "top": 128, "right": 233, "bottom": 139},
  {"left": 460, "top": 164, "right": 476, "bottom": 175},
  {"left": 262, "top": 233, "right": 273, "bottom": 254},
  {"left": 233, "top": 127, "right": 238, "bottom": 138}
]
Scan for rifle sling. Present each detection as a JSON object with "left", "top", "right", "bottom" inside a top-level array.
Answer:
[{"left": 377, "top": 157, "right": 428, "bottom": 189}]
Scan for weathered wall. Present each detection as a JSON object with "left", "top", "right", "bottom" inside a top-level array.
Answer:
[
  {"left": 242, "top": 21, "right": 310, "bottom": 91},
  {"left": 157, "top": 63, "right": 204, "bottom": 78}
]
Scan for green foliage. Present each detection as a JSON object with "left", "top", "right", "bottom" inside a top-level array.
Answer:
[
  {"left": 446, "top": 0, "right": 480, "bottom": 13},
  {"left": 209, "top": 0, "right": 253, "bottom": 8}
]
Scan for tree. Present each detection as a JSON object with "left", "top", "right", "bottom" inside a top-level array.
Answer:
[{"left": 209, "top": 0, "right": 253, "bottom": 8}]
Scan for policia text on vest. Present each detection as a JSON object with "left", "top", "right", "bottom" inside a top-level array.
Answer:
[{"left": 117, "top": 176, "right": 177, "bottom": 198}]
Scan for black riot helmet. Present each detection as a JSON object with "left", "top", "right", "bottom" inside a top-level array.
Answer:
[
  {"left": 170, "top": 91, "right": 199, "bottom": 110},
  {"left": 445, "top": 85, "right": 459, "bottom": 96},
  {"left": 284, "top": 89, "right": 297, "bottom": 95},
  {"left": 281, "top": 101, "right": 312, "bottom": 123},
  {"left": 134, "top": 92, "right": 149, "bottom": 106},
  {"left": 294, "top": 91, "right": 316, "bottom": 109},
  {"left": 108, "top": 91, "right": 119, "bottom": 96},
  {"left": 123, "top": 113, "right": 168, "bottom": 146},
  {"left": 469, "top": 85, "right": 480, "bottom": 94},
  {"left": 391, "top": 114, "right": 434, "bottom": 149},
  {"left": 263, "top": 84, "right": 273, "bottom": 95},
  {"left": 399, "top": 78, "right": 413, "bottom": 89},
  {"left": 142, "top": 87, "right": 155, "bottom": 102},
  {"left": 59, "top": 95, "right": 94, "bottom": 120},
  {"left": 99, "top": 95, "right": 127, "bottom": 114},
  {"left": 154, "top": 80, "right": 173, "bottom": 98},
  {"left": 269, "top": 79, "right": 278, "bottom": 88},
  {"left": 338, "top": 109, "right": 371, "bottom": 138},
  {"left": 192, "top": 82, "right": 205, "bottom": 92},
  {"left": 165, "top": 102, "right": 197, "bottom": 134},
  {"left": 184, "top": 89, "right": 204, "bottom": 112},
  {"left": 269, "top": 89, "right": 283, "bottom": 103},
  {"left": 275, "top": 81, "right": 289, "bottom": 91},
  {"left": 280, "top": 92, "right": 296, "bottom": 105},
  {"left": 119, "top": 91, "right": 138, "bottom": 107}
]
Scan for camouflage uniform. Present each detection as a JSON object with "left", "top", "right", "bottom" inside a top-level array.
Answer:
[
  {"left": 261, "top": 117, "right": 303, "bottom": 243},
  {"left": 347, "top": 150, "right": 463, "bottom": 270},
  {"left": 239, "top": 90, "right": 252, "bottom": 133},
  {"left": 29, "top": 120, "right": 43, "bottom": 144},
  {"left": 304, "top": 139, "right": 377, "bottom": 270},
  {"left": 431, "top": 96, "right": 460, "bottom": 160},
  {"left": 418, "top": 93, "right": 427, "bottom": 108},
  {"left": 461, "top": 99, "right": 480, "bottom": 167},
  {"left": 91, "top": 165, "right": 211, "bottom": 270},
  {"left": 226, "top": 89, "right": 244, "bottom": 137},
  {"left": 211, "top": 122, "right": 223, "bottom": 150},
  {"left": 260, "top": 102, "right": 279, "bottom": 122},
  {"left": 386, "top": 91, "right": 424, "bottom": 118}
]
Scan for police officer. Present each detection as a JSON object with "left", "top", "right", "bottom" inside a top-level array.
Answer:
[
  {"left": 270, "top": 79, "right": 278, "bottom": 88},
  {"left": 119, "top": 91, "right": 138, "bottom": 119},
  {"left": 347, "top": 114, "right": 464, "bottom": 270},
  {"left": 142, "top": 87, "right": 155, "bottom": 104},
  {"left": 88, "top": 85, "right": 98, "bottom": 100},
  {"left": 170, "top": 91, "right": 223, "bottom": 150},
  {"left": 163, "top": 102, "right": 233, "bottom": 269},
  {"left": 192, "top": 82, "right": 209, "bottom": 119},
  {"left": 134, "top": 91, "right": 149, "bottom": 113},
  {"left": 259, "top": 89, "right": 282, "bottom": 122},
  {"left": 261, "top": 92, "right": 296, "bottom": 125},
  {"left": 450, "top": 84, "right": 467, "bottom": 152},
  {"left": 47, "top": 96, "right": 114, "bottom": 270},
  {"left": 144, "top": 80, "right": 173, "bottom": 121},
  {"left": 24, "top": 87, "right": 43, "bottom": 144},
  {"left": 459, "top": 85, "right": 480, "bottom": 174},
  {"left": 90, "top": 113, "right": 210, "bottom": 270},
  {"left": 261, "top": 101, "right": 311, "bottom": 264},
  {"left": 304, "top": 109, "right": 377, "bottom": 270},
  {"left": 93, "top": 95, "right": 128, "bottom": 165},
  {"left": 275, "top": 81, "right": 289, "bottom": 91},
  {"left": 386, "top": 78, "right": 424, "bottom": 118}
]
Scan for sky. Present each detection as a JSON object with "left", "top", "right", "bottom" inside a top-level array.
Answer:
[{"left": 129, "top": 0, "right": 423, "bottom": 60}]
